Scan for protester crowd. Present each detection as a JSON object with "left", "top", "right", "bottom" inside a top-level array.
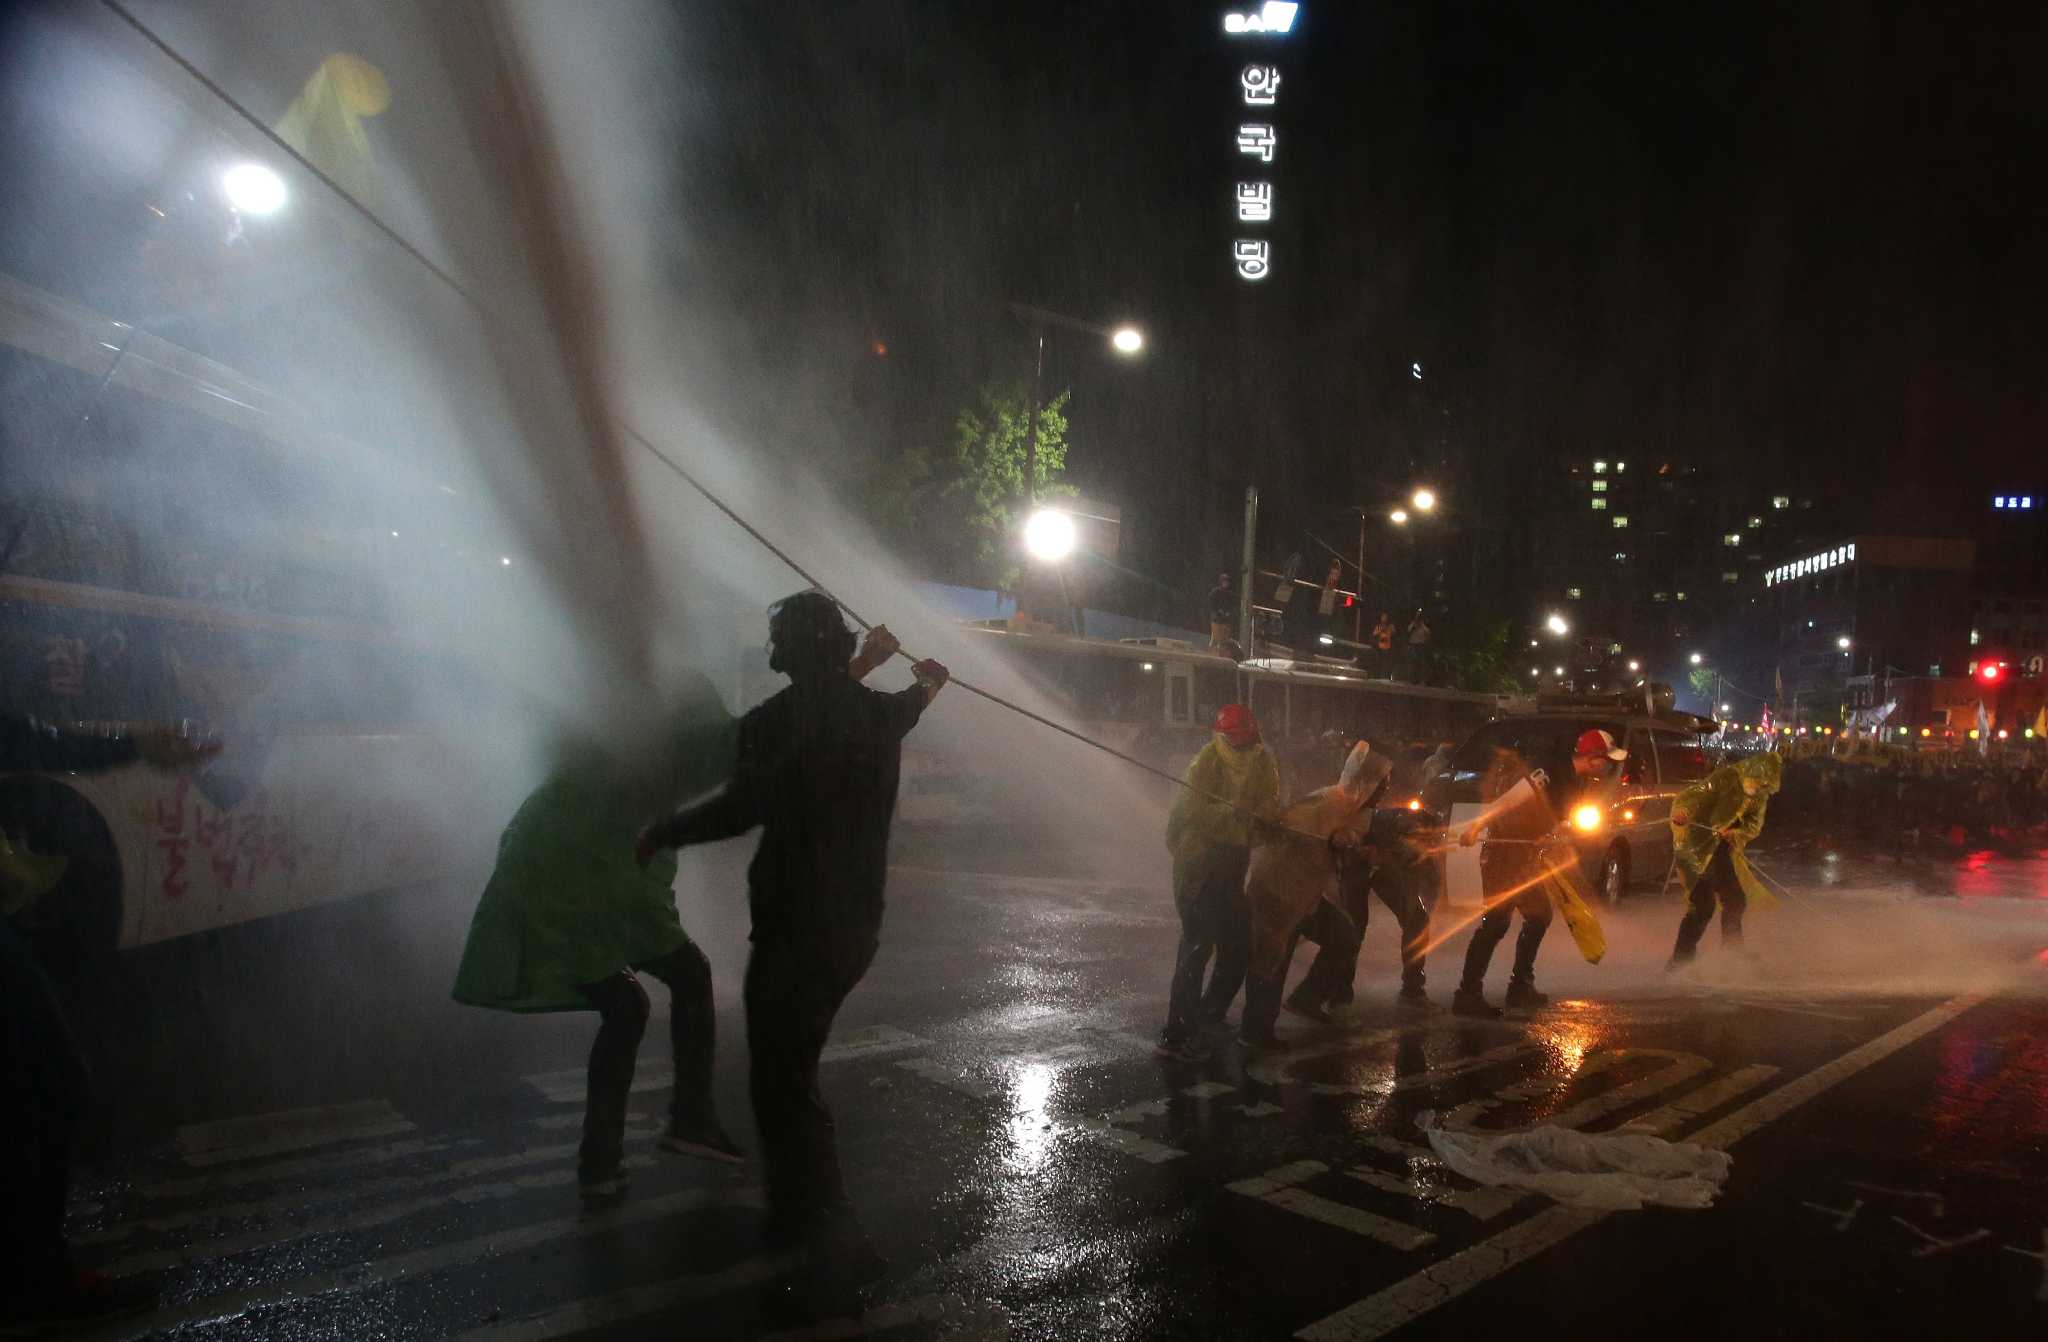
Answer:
[{"left": 1753, "top": 741, "right": 2048, "bottom": 848}]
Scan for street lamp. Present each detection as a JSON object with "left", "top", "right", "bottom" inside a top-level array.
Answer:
[
  {"left": 1836, "top": 636, "right": 1852, "bottom": 650},
  {"left": 1411, "top": 487, "right": 1437, "bottom": 513},
  {"left": 222, "top": 162, "right": 287, "bottom": 215},
  {"left": 1008, "top": 302, "right": 1146, "bottom": 507},
  {"left": 1110, "top": 326, "right": 1145, "bottom": 355},
  {"left": 1389, "top": 508, "right": 1409, "bottom": 525},
  {"left": 1689, "top": 652, "right": 1704, "bottom": 666},
  {"left": 1546, "top": 613, "right": 1570, "bottom": 637},
  {"left": 1023, "top": 508, "right": 1077, "bottom": 562},
  {"left": 1626, "top": 659, "right": 1641, "bottom": 673}
]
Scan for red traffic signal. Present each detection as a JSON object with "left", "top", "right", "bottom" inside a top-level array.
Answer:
[{"left": 1977, "top": 660, "right": 2004, "bottom": 685}]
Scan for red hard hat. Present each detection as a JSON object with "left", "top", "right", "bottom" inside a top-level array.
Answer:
[
  {"left": 1213, "top": 703, "right": 1260, "bottom": 747},
  {"left": 1575, "top": 728, "right": 1627, "bottom": 761}
]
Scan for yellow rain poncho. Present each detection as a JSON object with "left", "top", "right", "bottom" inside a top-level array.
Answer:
[{"left": 1671, "top": 752, "right": 1782, "bottom": 912}]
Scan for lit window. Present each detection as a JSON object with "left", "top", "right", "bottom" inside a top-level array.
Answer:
[
  {"left": 1612, "top": 515, "right": 1629, "bottom": 529},
  {"left": 1592, "top": 480, "right": 1608, "bottom": 493},
  {"left": 1723, "top": 533, "right": 1741, "bottom": 546},
  {"left": 1748, "top": 515, "right": 1763, "bottom": 528},
  {"left": 1590, "top": 497, "right": 1607, "bottom": 510},
  {"left": 1593, "top": 460, "right": 1608, "bottom": 474},
  {"left": 1614, "top": 552, "right": 1628, "bottom": 562},
  {"left": 1970, "top": 629, "right": 1980, "bottom": 646},
  {"left": 1616, "top": 461, "right": 1626, "bottom": 472},
  {"left": 1567, "top": 586, "right": 1582, "bottom": 599},
  {"left": 1722, "top": 571, "right": 1739, "bottom": 583},
  {"left": 1676, "top": 591, "right": 1688, "bottom": 601},
  {"left": 1653, "top": 591, "right": 1669, "bottom": 603},
  {"left": 1772, "top": 496, "right": 1789, "bottom": 509}
]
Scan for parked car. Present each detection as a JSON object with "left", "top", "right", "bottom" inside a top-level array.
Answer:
[{"left": 1420, "top": 693, "right": 1717, "bottom": 905}]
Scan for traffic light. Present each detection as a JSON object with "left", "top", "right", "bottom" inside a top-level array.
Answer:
[{"left": 1977, "top": 660, "right": 2004, "bottom": 685}]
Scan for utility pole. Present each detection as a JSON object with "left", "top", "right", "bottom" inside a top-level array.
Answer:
[
  {"left": 1354, "top": 511, "right": 1367, "bottom": 647},
  {"left": 1238, "top": 486, "right": 1259, "bottom": 656}
]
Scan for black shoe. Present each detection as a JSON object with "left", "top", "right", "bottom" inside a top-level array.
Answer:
[
  {"left": 660, "top": 1118, "right": 745, "bottom": 1164},
  {"left": 1665, "top": 951, "right": 1696, "bottom": 973},
  {"left": 1283, "top": 993, "right": 1333, "bottom": 1025},
  {"left": 1327, "top": 985, "right": 1355, "bottom": 1007},
  {"left": 1239, "top": 1028, "right": 1282, "bottom": 1050},
  {"left": 1450, "top": 988, "right": 1502, "bottom": 1019},
  {"left": 1396, "top": 989, "right": 1441, "bottom": 1012},
  {"left": 1155, "top": 1032, "right": 1209, "bottom": 1062},
  {"left": 578, "top": 1168, "right": 631, "bottom": 1203},
  {"left": 1504, "top": 982, "right": 1550, "bottom": 1011}
]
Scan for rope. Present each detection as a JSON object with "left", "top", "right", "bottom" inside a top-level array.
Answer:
[{"left": 98, "top": 0, "right": 1333, "bottom": 839}]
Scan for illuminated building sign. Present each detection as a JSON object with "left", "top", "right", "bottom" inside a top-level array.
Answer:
[
  {"left": 1224, "top": 2, "right": 1300, "bottom": 34},
  {"left": 1993, "top": 494, "right": 2035, "bottom": 510},
  {"left": 1221, "top": 10, "right": 1298, "bottom": 280},
  {"left": 1762, "top": 542, "right": 1856, "bottom": 587}
]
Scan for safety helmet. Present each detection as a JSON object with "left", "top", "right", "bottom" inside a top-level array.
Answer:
[
  {"left": 1213, "top": 703, "right": 1260, "bottom": 748},
  {"left": 767, "top": 590, "right": 856, "bottom": 676},
  {"left": 1574, "top": 728, "right": 1628, "bottom": 761}
]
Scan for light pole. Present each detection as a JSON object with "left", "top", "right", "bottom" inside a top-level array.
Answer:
[
  {"left": 1346, "top": 488, "right": 1440, "bottom": 647},
  {"left": 1008, "top": 302, "right": 1144, "bottom": 508}
]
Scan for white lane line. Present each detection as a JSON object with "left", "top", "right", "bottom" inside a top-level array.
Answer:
[
  {"left": 1230, "top": 1161, "right": 1437, "bottom": 1252},
  {"left": 1067, "top": 1116, "right": 1187, "bottom": 1164},
  {"left": 894, "top": 1058, "right": 1188, "bottom": 1162},
  {"left": 174, "top": 1100, "right": 416, "bottom": 1167},
  {"left": 895, "top": 1057, "right": 1000, "bottom": 1100},
  {"left": 752, "top": 1293, "right": 1010, "bottom": 1341},
  {"left": 525, "top": 1027, "right": 930, "bottom": 1101},
  {"left": 1344, "top": 1168, "right": 1522, "bottom": 1222},
  {"left": 128, "top": 1135, "right": 473, "bottom": 1202},
  {"left": 100, "top": 1153, "right": 657, "bottom": 1277},
  {"left": 1294, "top": 993, "right": 1987, "bottom": 1342},
  {"left": 79, "top": 1131, "right": 655, "bottom": 1248},
  {"left": 74, "top": 1186, "right": 763, "bottom": 1342},
  {"left": 447, "top": 1253, "right": 798, "bottom": 1341},
  {"left": 1622, "top": 1064, "right": 1781, "bottom": 1136}
]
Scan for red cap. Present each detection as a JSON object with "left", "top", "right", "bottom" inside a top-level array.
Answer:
[
  {"left": 1213, "top": 703, "right": 1261, "bottom": 748},
  {"left": 1575, "top": 728, "right": 1627, "bottom": 761}
]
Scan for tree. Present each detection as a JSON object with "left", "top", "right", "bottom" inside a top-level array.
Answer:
[
  {"left": 1436, "top": 620, "right": 1526, "bottom": 694},
  {"left": 867, "top": 381, "right": 1071, "bottom": 588}
]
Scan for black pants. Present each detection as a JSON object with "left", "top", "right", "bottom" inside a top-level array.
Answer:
[
  {"left": 745, "top": 930, "right": 879, "bottom": 1241},
  {"left": 0, "top": 919, "right": 89, "bottom": 1302},
  {"left": 1163, "top": 845, "right": 1252, "bottom": 1040},
  {"left": 574, "top": 943, "right": 715, "bottom": 1180},
  {"left": 1672, "top": 845, "right": 1746, "bottom": 960},
  {"left": 1460, "top": 849, "right": 1553, "bottom": 991},
  {"left": 1297, "top": 860, "right": 1429, "bottom": 1006}
]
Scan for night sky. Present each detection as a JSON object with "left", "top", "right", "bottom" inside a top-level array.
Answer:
[{"left": 668, "top": 0, "right": 2048, "bottom": 624}]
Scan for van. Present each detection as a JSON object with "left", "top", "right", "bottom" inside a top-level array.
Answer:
[{"left": 1419, "top": 696, "right": 1717, "bottom": 905}]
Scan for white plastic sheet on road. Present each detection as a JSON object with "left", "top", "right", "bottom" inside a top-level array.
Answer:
[{"left": 1417, "top": 1111, "right": 1733, "bottom": 1210}]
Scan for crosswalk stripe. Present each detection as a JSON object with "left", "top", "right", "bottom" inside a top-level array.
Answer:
[
  {"left": 72, "top": 1186, "right": 764, "bottom": 1342},
  {"left": 1623, "top": 1064, "right": 1781, "bottom": 1136},
  {"left": 1229, "top": 1161, "right": 1438, "bottom": 1251},
  {"left": 125, "top": 1135, "right": 474, "bottom": 1202},
  {"left": 100, "top": 1153, "right": 658, "bottom": 1278},
  {"left": 1343, "top": 1167, "right": 1522, "bottom": 1222},
  {"left": 522, "top": 1026, "right": 931, "bottom": 1101},
  {"left": 173, "top": 1100, "right": 416, "bottom": 1167},
  {"left": 446, "top": 1253, "right": 798, "bottom": 1341},
  {"left": 79, "top": 1130, "right": 656, "bottom": 1249}
]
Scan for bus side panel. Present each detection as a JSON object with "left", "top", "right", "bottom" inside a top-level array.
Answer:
[{"left": 75, "top": 734, "right": 470, "bottom": 947}]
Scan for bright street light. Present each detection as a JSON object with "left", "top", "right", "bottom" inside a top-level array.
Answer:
[
  {"left": 1626, "top": 659, "right": 1641, "bottom": 673},
  {"left": 1545, "top": 613, "right": 1569, "bottom": 637},
  {"left": 1389, "top": 508, "right": 1409, "bottom": 525},
  {"left": 1411, "top": 488, "right": 1437, "bottom": 513},
  {"left": 1836, "top": 635, "right": 1852, "bottom": 650},
  {"left": 222, "top": 162, "right": 287, "bottom": 215},
  {"left": 1553, "top": 666, "right": 1566, "bottom": 676},
  {"left": 1689, "top": 652, "right": 1704, "bottom": 665},
  {"left": 1110, "top": 326, "right": 1144, "bottom": 355},
  {"left": 1023, "top": 508, "right": 1076, "bottom": 562},
  {"left": 1720, "top": 702, "right": 1732, "bottom": 713}
]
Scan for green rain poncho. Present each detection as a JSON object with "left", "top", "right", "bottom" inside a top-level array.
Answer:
[
  {"left": 452, "top": 682, "right": 737, "bottom": 1014},
  {"left": 1670, "top": 752, "right": 1782, "bottom": 912},
  {"left": 1166, "top": 736, "right": 1281, "bottom": 858}
]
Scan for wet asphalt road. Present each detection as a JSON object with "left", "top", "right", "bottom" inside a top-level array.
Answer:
[{"left": 41, "top": 835, "right": 2048, "bottom": 1341}]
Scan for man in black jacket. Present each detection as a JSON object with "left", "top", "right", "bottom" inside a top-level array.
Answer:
[{"left": 636, "top": 592, "right": 946, "bottom": 1258}]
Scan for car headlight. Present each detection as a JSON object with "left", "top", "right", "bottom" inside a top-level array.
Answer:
[{"left": 1570, "top": 803, "right": 1603, "bottom": 834}]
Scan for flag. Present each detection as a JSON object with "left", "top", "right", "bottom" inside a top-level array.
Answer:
[
  {"left": 1759, "top": 704, "right": 1774, "bottom": 737},
  {"left": 1975, "top": 700, "right": 1991, "bottom": 756},
  {"left": 2035, "top": 704, "right": 2047, "bottom": 740},
  {"left": 1773, "top": 666, "right": 1784, "bottom": 710}
]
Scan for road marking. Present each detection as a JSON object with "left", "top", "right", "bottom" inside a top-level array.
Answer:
[
  {"left": 1799, "top": 1198, "right": 1864, "bottom": 1231},
  {"left": 1844, "top": 1181, "right": 1946, "bottom": 1216},
  {"left": 74, "top": 1186, "right": 763, "bottom": 1342},
  {"left": 524, "top": 1026, "right": 929, "bottom": 1100},
  {"left": 79, "top": 1131, "right": 654, "bottom": 1248},
  {"left": 99, "top": 1153, "right": 658, "bottom": 1277},
  {"left": 128, "top": 1135, "right": 473, "bottom": 1202},
  {"left": 174, "top": 1100, "right": 416, "bottom": 1167},
  {"left": 1231, "top": 1161, "right": 1437, "bottom": 1252},
  {"left": 1344, "top": 1167, "right": 1521, "bottom": 1222},
  {"left": 895, "top": 1057, "right": 1000, "bottom": 1100},
  {"left": 1295, "top": 993, "right": 1987, "bottom": 1341},
  {"left": 447, "top": 1252, "right": 797, "bottom": 1341},
  {"left": 1623, "top": 1064, "right": 1780, "bottom": 1135},
  {"left": 1890, "top": 1216, "right": 1991, "bottom": 1258},
  {"left": 753, "top": 1293, "right": 1010, "bottom": 1341},
  {"left": 1181, "top": 1081, "right": 1236, "bottom": 1100}
]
